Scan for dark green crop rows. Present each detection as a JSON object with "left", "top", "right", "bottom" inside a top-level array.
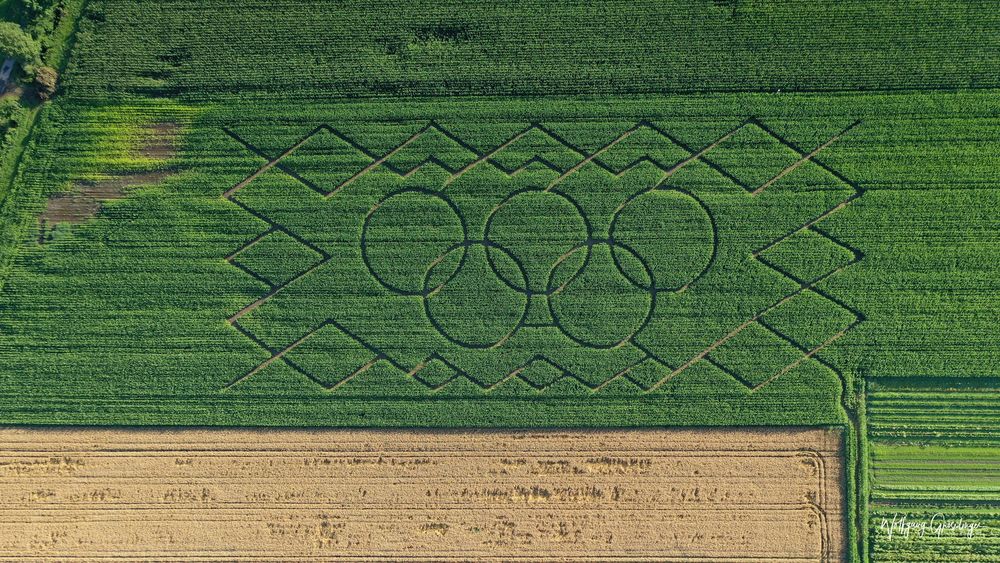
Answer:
[{"left": 62, "top": 0, "right": 1000, "bottom": 100}]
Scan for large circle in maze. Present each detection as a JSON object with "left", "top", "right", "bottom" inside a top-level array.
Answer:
[
  {"left": 610, "top": 187, "right": 716, "bottom": 292},
  {"left": 362, "top": 189, "right": 467, "bottom": 296}
]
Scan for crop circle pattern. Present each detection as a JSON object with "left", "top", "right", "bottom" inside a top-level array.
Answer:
[{"left": 362, "top": 186, "right": 716, "bottom": 349}]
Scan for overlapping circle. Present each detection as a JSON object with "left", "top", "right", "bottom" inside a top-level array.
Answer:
[{"left": 362, "top": 186, "right": 716, "bottom": 349}]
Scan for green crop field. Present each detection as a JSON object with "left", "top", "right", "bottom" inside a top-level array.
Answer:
[{"left": 0, "top": 1, "right": 998, "bottom": 561}]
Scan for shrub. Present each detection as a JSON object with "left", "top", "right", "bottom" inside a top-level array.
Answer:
[
  {"left": 19, "top": 0, "right": 56, "bottom": 19},
  {"left": 33, "top": 65, "right": 57, "bottom": 99}
]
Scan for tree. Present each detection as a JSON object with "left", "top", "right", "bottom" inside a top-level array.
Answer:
[
  {"left": 19, "top": 0, "right": 54, "bottom": 19},
  {"left": 0, "top": 22, "right": 40, "bottom": 66},
  {"left": 34, "top": 65, "right": 56, "bottom": 99}
]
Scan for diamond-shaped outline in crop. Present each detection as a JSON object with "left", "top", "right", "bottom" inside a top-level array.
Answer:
[
  {"left": 705, "top": 321, "right": 808, "bottom": 389},
  {"left": 282, "top": 322, "right": 382, "bottom": 389},
  {"left": 761, "top": 290, "right": 861, "bottom": 351},
  {"left": 229, "top": 230, "right": 325, "bottom": 288},
  {"left": 277, "top": 129, "right": 376, "bottom": 194},
  {"left": 410, "top": 355, "right": 462, "bottom": 390},
  {"left": 511, "top": 356, "right": 567, "bottom": 389},
  {"left": 699, "top": 122, "right": 804, "bottom": 192},
  {"left": 759, "top": 226, "right": 860, "bottom": 286}
]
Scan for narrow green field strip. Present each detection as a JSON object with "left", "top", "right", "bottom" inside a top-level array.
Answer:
[
  {"left": 870, "top": 395, "right": 1000, "bottom": 404},
  {"left": 870, "top": 402, "right": 1000, "bottom": 412},
  {"left": 873, "top": 507, "right": 1000, "bottom": 517},
  {"left": 875, "top": 465, "right": 1000, "bottom": 478},
  {"left": 874, "top": 446, "right": 1000, "bottom": 461},
  {"left": 869, "top": 510, "right": 1000, "bottom": 563},
  {"left": 875, "top": 470, "right": 1000, "bottom": 482},
  {"left": 870, "top": 420, "right": 1000, "bottom": 434},
  {"left": 870, "top": 428, "right": 1000, "bottom": 443},
  {"left": 874, "top": 470, "right": 1000, "bottom": 491},
  {"left": 870, "top": 388, "right": 1000, "bottom": 560},
  {"left": 869, "top": 436, "right": 1000, "bottom": 449},
  {"left": 873, "top": 481, "right": 1000, "bottom": 494},
  {"left": 870, "top": 408, "right": 1000, "bottom": 418},
  {"left": 872, "top": 427, "right": 1000, "bottom": 433},
  {"left": 873, "top": 493, "right": 1000, "bottom": 505}
]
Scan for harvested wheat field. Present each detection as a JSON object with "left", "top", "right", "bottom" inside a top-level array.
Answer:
[{"left": 0, "top": 427, "right": 844, "bottom": 561}]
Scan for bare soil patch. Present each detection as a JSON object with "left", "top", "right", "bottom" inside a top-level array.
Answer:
[
  {"left": 38, "top": 170, "right": 173, "bottom": 225},
  {"left": 37, "top": 122, "right": 179, "bottom": 241},
  {"left": 141, "top": 122, "right": 181, "bottom": 159},
  {"left": 0, "top": 427, "right": 844, "bottom": 561}
]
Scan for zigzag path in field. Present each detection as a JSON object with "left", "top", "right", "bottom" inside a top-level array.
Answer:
[{"left": 221, "top": 118, "right": 863, "bottom": 397}]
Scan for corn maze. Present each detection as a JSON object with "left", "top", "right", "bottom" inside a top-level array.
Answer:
[{"left": 221, "top": 118, "right": 862, "bottom": 397}]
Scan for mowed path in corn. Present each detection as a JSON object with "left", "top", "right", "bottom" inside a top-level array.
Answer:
[{"left": 0, "top": 428, "right": 844, "bottom": 561}]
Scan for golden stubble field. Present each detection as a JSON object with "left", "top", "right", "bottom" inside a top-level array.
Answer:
[{"left": 0, "top": 427, "right": 844, "bottom": 561}]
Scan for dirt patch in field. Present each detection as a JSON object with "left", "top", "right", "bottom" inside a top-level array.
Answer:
[
  {"left": 38, "top": 170, "right": 172, "bottom": 224},
  {"left": 0, "top": 427, "right": 845, "bottom": 561},
  {"left": 141, "top": 121, "right": 181, "bottom": 159},
  {"left": 37, "top": 122, "right": 179, "bottom": 242}
]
